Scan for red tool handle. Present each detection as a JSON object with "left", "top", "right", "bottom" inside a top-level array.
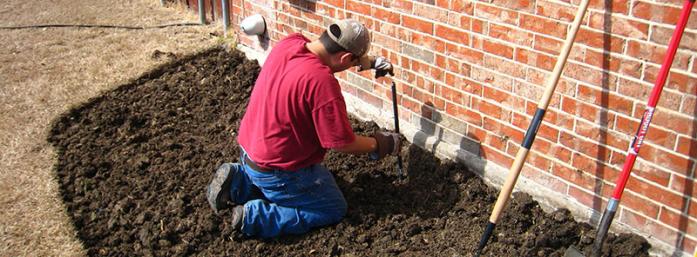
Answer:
[{"left": 612, "top": 0, "right": 694, "bottom": 201}]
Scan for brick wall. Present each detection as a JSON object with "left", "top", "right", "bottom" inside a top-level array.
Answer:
[{"left": 177, "top": 0, "right": 697, "bottom": 255}]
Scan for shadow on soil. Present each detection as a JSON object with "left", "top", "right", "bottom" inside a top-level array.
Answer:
[{"left": 47, "top": 46, "right": 650, "bottom": 256}]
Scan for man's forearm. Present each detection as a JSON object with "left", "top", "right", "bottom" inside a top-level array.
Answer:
[{"left": 333, "top": 135, "right": 377, "bottom": 154}]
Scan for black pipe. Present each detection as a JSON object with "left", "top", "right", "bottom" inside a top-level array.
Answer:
[{"left": 391, "top": 81, "right": 404, "bottom": 178}]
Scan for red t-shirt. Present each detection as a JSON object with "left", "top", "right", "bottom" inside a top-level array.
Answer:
[{"left": 237, "top": 33, "right": 356, "bottom": 171}]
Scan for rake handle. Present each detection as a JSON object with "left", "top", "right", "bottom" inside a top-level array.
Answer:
[{"left": 474, "top": 0, "right": 591, "bottom": 255}]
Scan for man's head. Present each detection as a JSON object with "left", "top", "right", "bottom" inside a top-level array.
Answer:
[{"left": 318, "top": 19, "right": 371, "bottom": 72}]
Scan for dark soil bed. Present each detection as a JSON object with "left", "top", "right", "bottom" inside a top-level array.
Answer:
[{"left": 48, "top": 47, "right": 650, "bottom": 257}]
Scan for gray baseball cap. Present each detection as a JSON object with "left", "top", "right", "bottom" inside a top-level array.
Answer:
[{"left": 327, "top": 19, "right": 371, "bottom": 63}]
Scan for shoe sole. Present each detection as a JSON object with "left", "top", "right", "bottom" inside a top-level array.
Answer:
[{"left": 207, "top": 164, "right": 235, "bottom": 213}]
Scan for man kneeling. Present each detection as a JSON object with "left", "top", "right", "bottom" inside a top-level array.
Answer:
[{"left": 206, "top": 19, "right": 400, "bottom": 238}]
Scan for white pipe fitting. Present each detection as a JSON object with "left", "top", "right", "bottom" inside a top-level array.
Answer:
[{"left": 240, "top": 14, "right": 266, "bottom": 36}]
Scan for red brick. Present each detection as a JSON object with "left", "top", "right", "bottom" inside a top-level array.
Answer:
[
  {"left": 680, "top": 95, "right": 696, "bottom": 116},
  {"left": 435, "top": 24, "right": 470, "bottom": 45},
  {"left": 471, "top": 18, "right": 485, "bottom": 34},
  {"left": 474, "top": 3, "right": 519, "bottom": 25},
  {"left": 650, "top": 25, "right": 697, "bottom": 52},
  {"left": 627, "top": 178, "right": 684, "bottom": 212},
  {"left": 451, "top": 13, "right": 472, "bottom": 30},
  {"left": 676, "top": 136, "right": 697, "bottom": 157},
  {"left": 569, "top": 186, "right": 601, "bottom": 209},
  {"left": 622, "top": 208, "right": 688, "bottom": 249},
  {"left": 411, "top": 33, "right": 447, "bottom": 53},
  {"left": 520, "top": 14, "right": 568, "bottom": 39},
  {"left": 639, "top": 144, "right": 694, "bottom": 175},
  {"left": 627, "top": 40, "right": 691, "bottom": 70},
  {"left": 522, "top": 163, "right": 569, "bottom": 193},
  {"left": 372, "top": 33, "right": 400, "bottom": 52},
  {"left": 413, "top": 0, "right": 435, "bottom": 5},
  {"left": 432, "top": 96, "right": 446, "bottom": 110},
  {"left": 446, "top": 44, "right": 484, "bottom": 66},
  {"left": 403, "top": 15, "right": 433, "bottom": 34},
  {"left": 669, "top": 173, "right": 697, "bottom": 199},
  {"left": 552, "top": 163, "right": 601, "bottom": 192},
  {"left": 472, "top": 66, "right": 516, "bottom": 91},
  {"left": 484, "top": 56, "right": 524, "bottom": 80},
  {"left": 584, "top": 49, "right": 642, "bottom": 80},
  {"left": 622, "top": 191, "right": 660, "bottom": 218},
  {"left": 574, "top": 119, "right": 627, "bottom": 149},
  {"left": 690, "top": 199, "right": 697, "bottom": 217},
  {"left": 481, "top": 144, "right": 514, "bottom": 167},
  {"left": 577, "top": 83, "right": 603, "bottom": 105},
  {"left": 467, "top": 125, "right": 486, "bottom": 141},
  {"left": 536, "top": 0, "right": 576, "bottom": 22},
  {"left": 589, "top": 12, "right": 650, "bottom": 40},
  {"left": 515, "top": 48, "right": 555, "bottom": 71},
  {"left": 651, "top": 108, "right": 695, "bottom": 135},
  {"left": 440, "top": 83, "right": 466, "bottom": 105},
  {"left": 575, "top": 135, "right": 612, "bottom": 161},
  {"left": 607, "top": 92, "right": 635, "bottom": 117},
  {"left": 561, "top": 94, "right": 603, "bottom": 122},
  {"left": 501, "top": 122, "right": 525, "bottom": 144},
  {"left": 567, "top": 144, "right": 616, "bottom": 175},
  {"left": 617, "top": 57, "right": 643, "bottom": 79},
  {"left": 372, "top": 6, "right": 400, "bottom": 24},
  {"left": 385, "top": 0, "right": 413, "bottom": 13},
  {"left": 416, "top": 3, "right": 448, "bottom": 23},
  {"left": 564, "top": 63, "right": 604, "bottom": 89},
  {"left": 446, "top": 72, "right": 482, "bottom": 96},
  {"left": 587, "top": 0, "right": 630, "bottom": 14},
  {"left": 435, "top": 0, "right": 448, "bottom": 9},
  {"left": 534, "top": 34, "right": 563, "bottom": 55},
  {"left": 527, "top": 151, "right": 552, "bottom": 171},
  {"left": 575, "top": 28, "right": 625, "bottom": 54},
  {"left": 490, "top": 0, "right": 534, "bottom": 13},
  {"left": 551, "top": 143, "right": 573, "bottom": 163},
  {"left": 489, "top": 23, "right": 534, "bottom": 48},
  {"left": 446, "top": 102, "right": 483, "bottom": 127},
  {"left": 629, "top": 160, "right": 672, "bottom": 187},
  {"left": 400, "top": 96, "right": 419, "bottom": 115},
  {"left": 643, "top": 125, "right": 678, "bottom": 150},
  {"left": 452, "top": 0, "right": 474, "bottom": 14},
  {"left": 442, "top": 57, "right": 466, "bottom": 75},
  {"left": 474, "top": 98, "right": 504, "bottom": 120},
  {"left": 490, "top": 89, "right": 526, "bottom": 115},
  {"left": 643, "top": 68, "right": 697, "bottom": 97},
  {"left": 356, "top": 88, "right": 384, "bottom": 109},
  {"left": 632, "top": 1, "right": 681, "bottom": 24},
  {"left": 546, "top": 108, "right": 575, "bottom": 132},
  {"left": 659, "top": 206, "right": 697, "bottom": 235}
]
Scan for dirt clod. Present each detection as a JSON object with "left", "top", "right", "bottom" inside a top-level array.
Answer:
[{"left": 48, "top": 47, "right": 650, "bottom": 256}]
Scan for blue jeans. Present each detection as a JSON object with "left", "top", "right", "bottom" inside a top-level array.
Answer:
[{"left": 223, "top": 150, "right": 347, "bottom": 238}]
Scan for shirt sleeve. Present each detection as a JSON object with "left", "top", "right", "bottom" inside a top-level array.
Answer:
[{"left": 312, "top": 98, "right": 356, "bottom": 149}]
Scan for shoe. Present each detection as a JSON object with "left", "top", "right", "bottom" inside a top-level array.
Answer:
[
  {"left": 207, "top": 163, "right": 237, "bottom": 213},
  {"left": 231, "top": 205, "right": 244, "bottom": 230}
]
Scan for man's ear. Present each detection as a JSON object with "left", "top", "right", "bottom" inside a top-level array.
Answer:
[{"left": 338, "top": 52, "right": 355, "bottom": 65}]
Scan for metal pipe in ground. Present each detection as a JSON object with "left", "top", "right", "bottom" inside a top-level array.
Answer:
[
  {"left": 198, "top": 0, "right": 206, "bottom": 24},
  {"left": 221, "top": 0, "right": 229, "bottom": 37},
  {"left": 390, "top": 81, "right": 404, "bottom": 179}
]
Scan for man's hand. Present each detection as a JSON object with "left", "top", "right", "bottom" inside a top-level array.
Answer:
[
  {"left": 369, "top": 131, "right": 401, "bottom": 160},
  {"left": 359, "top": 56, "right": 394, "bottom": 78},
  {"left": 372, "top": 56, "right": 394, "bottom": 78}
]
